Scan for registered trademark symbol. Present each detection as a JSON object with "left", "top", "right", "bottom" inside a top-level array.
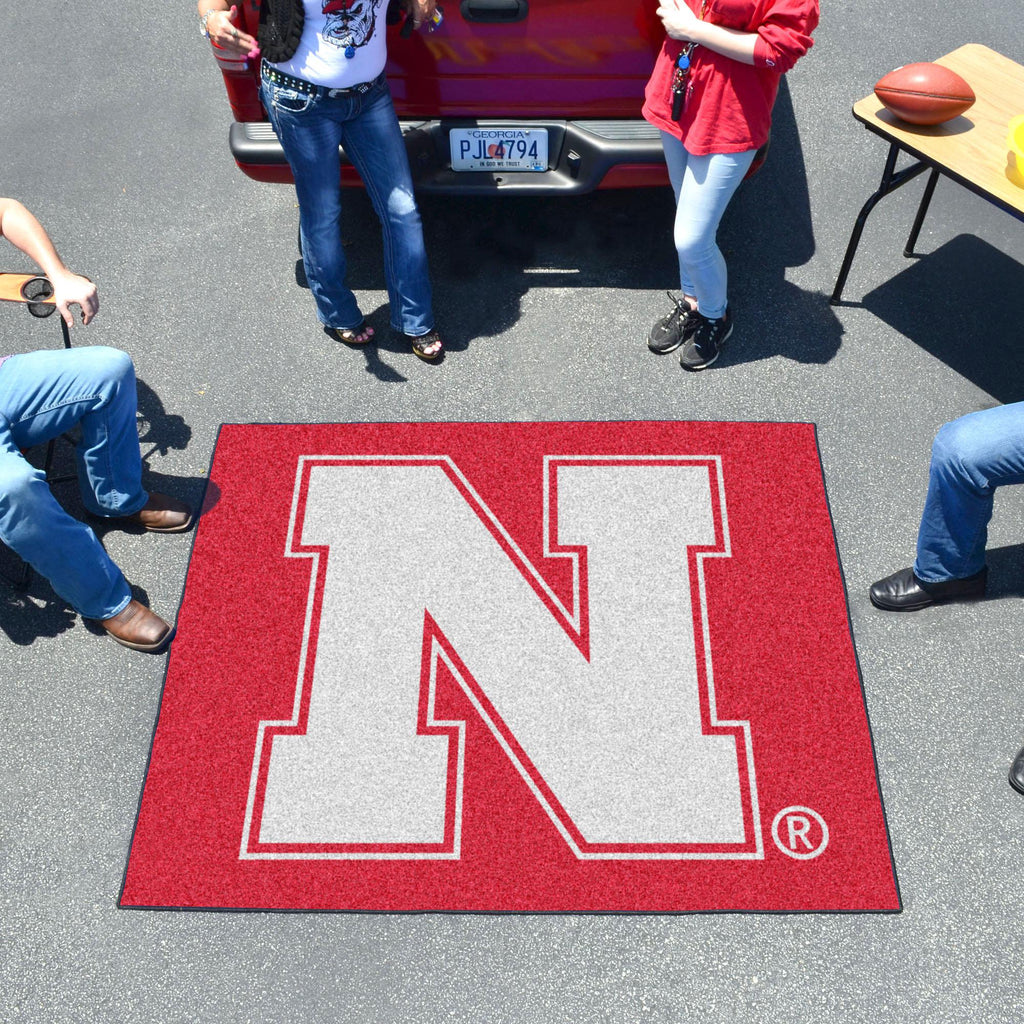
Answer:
[{"left": 771, "top": 806, "right": 829, "bottom": 860}]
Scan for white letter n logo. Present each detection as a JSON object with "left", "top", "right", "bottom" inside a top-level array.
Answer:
[{"left": 241, "top": 455, "right": 761, "bottom": 861}]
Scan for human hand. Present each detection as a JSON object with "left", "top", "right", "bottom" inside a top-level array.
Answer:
[
  {"left": 206, "top": 5, "right": 260, "bottom": 59},
  {"left": 403, "top": 0, "right": 437, "bottom": 31},
  {"left": 51, "top": 270, "right": 98, "bottom": 327},
  {"left": 656, "top": 0, "right": 702, "bottom": 42}
]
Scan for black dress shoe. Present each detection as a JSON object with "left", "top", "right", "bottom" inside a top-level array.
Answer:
[
  {"left": 869, "top": 566, "right": 987, "bottom": 611},
  {"left": 1010, "top": 745, "right": 1024, "bottom": 795}
]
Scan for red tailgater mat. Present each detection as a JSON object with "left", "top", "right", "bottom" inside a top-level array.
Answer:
[{"left": 121, "top": 422, "right": 900, "bottom": 913}]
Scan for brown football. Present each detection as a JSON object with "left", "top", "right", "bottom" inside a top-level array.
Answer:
[{"left": 874, "top": 62, "right": 976, "bottom": 125}]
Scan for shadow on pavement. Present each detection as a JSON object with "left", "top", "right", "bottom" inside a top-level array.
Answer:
[
  {"left": 985, "top": 542, "right": 1024, "bottom": 599},
  {"left": 861, "top": 234, "right": 1024, "bottom": 404},
  {"left": 722, "top": 77, "right": 843, "bottom": 368},
  {"left": 0, "top": 585, "right": 77, "bottom": 645},
  {"left": 136, "top": 377, "right": 192, "bottom": 461}
]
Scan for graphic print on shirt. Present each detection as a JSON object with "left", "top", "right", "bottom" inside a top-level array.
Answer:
[{"left": 322, "top": 0, "right": 384, "bottom": 52}]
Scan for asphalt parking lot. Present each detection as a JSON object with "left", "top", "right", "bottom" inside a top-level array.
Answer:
[{"left": 2, "top": 1, "right": 1023, "bottom": 1021}]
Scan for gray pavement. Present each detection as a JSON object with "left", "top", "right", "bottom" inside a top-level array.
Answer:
[{"left": 2, "top": 1, "right": 1023, "bottom": 1021}]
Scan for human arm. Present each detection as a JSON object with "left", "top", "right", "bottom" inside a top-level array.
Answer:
[
  {"left": 0, "top": 197, "right": 99, "bottom": 326},
  {"left": 197, "top": 2, "right": 260, "bottom": 58},
  {"left": 656, "top": 0, "right": 757, "bottom": 64},
  {"left": 656, "top": 0, "right": 817, "bottom": 72},
  {"left": 402, "top": 0, "right": 438, "bottom": 30}
]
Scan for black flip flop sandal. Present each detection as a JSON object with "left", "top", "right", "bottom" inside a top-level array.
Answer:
[
  {"left": 406, "top": 329, "right": 444, "bottom": 362},
  {"left": 328, "top": 320, "right": 375, "bottom": 346}
]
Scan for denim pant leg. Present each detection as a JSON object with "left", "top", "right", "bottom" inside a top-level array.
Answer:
[
  {"left": 660, "top": 132, "right": 755, "bottom": 320},
  {"left": 262, "top": 80, "right": 364, "bottom": 331},
  {"left": 341, "top": 81, "right": 433, "bottom": 336},
  {"left": 0, "top": 347, "right": 148, "bottom": 517},
  {"left": 0, "top": 348, "right": 142, "bottom": 619},
  {"left": 914, "top": 402, "right": 1024, "bottom": 582}
]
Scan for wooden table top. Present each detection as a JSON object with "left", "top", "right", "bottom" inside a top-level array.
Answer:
[
  {"left": 0, "top": 273, "right": 55, "bottom": 306},
  {"left": 853, "top": 43, "right": 1024, "bottom": 217}
]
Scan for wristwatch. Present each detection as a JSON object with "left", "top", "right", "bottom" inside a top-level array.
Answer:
[{"left": 199, "top": 8, "right": 218, "bottom": 39}]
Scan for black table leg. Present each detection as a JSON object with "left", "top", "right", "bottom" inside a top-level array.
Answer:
[
  {"left": 904, "top": 168, "right": 940, "bottom": 257},
  {"left": 830, "top": 143, "right": 931, "bottom": 304}
]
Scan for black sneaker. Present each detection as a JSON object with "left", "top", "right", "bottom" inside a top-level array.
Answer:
[
  {"left": 680, "top": 307, "right": 733, "bottom": 371},
  {"left": 647, "top": 292, "right": 699, "bottom": 354}
]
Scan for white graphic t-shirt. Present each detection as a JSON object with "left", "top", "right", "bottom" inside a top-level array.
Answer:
[{"left": 268, "top": 0, "right": 390, "bottom": 89}]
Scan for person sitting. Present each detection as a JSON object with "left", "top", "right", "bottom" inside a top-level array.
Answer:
[
  {"left": 0, "top": 197, "right": 191, "bottom": 652},
  {"left": 868, "top": 401, "right": 1023, "bottom": 793}
]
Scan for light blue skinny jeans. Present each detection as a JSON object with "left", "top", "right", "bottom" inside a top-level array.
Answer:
[
  {"left": 660, "top": 131, "right": 756, "bottom": 320},
  {"left": 261, "top": 69, "right": 434, "bottom": 337},
  {"left": 0, "top": 346, "right": 146, "bottom": 619},
  {"left": 914, "top": 401, "right": 1024, "bottom": 582}
]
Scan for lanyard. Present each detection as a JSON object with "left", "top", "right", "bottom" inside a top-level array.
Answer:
[{"left": 670, "top": 0, "right": 709, "bottom": 120}]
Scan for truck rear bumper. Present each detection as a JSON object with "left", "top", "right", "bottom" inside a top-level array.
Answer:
[{"left": 229, "top": 118, "right": 668, "bottom": 194}]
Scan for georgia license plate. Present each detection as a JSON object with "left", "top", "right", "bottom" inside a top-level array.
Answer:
[{"left": 449, "top": 128, "right": 548, "bottom": 172}]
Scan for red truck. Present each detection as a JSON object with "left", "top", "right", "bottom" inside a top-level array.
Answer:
[{"left": 214, "top": 0, "right": 671, "bottom": 194}]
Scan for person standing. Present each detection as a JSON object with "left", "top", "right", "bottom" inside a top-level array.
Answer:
[
  {"left": 0, "top": 198, "right": 192, "bottom": 652},
  {"left": 642, "top": 0, "right": 818, "bottom": 370},
  {"left": 198, "top": 0, "right": 444, "bottom": 360}
]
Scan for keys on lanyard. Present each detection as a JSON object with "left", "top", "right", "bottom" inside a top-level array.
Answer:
[
  {"left": 671, "top": 44, "right": 696, "bottom": 120},
  {"left": 668, "top": 0, "right": 707, "bottom": 120}
]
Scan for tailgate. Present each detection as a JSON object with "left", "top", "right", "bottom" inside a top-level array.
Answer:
[{"left": 386, "top": 0, "right": 663, "bottom": 118}]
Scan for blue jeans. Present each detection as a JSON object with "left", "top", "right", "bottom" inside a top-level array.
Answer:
[
  {"left": 914, "top": 402, "right": 1024, "bottom": 582},
  {"left": 261, "top": 71, "right": 434, "bottom": 337},
  {"left": 0, "top": 346, "right": 147, "bottom": 619},
  {"left": 660, "top": 133, "right": 756, "bottom": 320}
]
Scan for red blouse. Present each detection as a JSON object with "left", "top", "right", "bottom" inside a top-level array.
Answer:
[{"left": 642, "top": 0, "right": 819, "bottom": 156}]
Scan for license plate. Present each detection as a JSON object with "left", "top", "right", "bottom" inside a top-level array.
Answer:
[{"left": 449, "top": 128, "right": 548, "bottom": 172}]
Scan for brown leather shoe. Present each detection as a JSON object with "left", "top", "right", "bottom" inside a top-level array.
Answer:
[
  {"left": 100, "top": 599, "right": 173, "bottom": 652},
  {"left": 121, "top": 493, "right": 193, "bottom": 533}
]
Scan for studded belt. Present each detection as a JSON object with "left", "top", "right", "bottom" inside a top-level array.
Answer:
[{"left": 261, "top": 62, "right": 382, "bottom": 98}]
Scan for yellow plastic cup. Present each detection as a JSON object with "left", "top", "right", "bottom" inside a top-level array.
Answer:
[{"left": 1007, "top": 114, "right": 1024, "bottom": 187}]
